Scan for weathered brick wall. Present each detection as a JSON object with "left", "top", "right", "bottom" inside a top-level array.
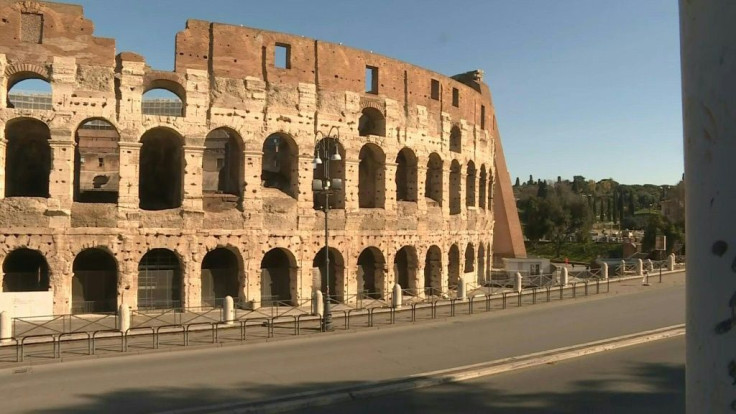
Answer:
[{"left": 0, "top": 1, "right": 521, "bottom": 315}]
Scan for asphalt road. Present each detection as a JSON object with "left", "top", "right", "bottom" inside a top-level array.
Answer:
[
  {"left": 0, "top": 278, "right": 684, "bottom": 413},
  {"left": 305, "top": 336, "right": 685, "bottom": 414}
]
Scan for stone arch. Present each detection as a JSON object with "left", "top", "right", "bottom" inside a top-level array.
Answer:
[
  {"left": 425, "top": 152, "right": 443, "bottom": 206},
  {"left": 5, "top": 117, "right": 51, "bottom": 197},
  {"left": 358, "top": 143, "right": 386, "bottom": 208},
  {"left": 203, "top": 127, "right": 244, "bottom": 210},
  {"left": 72, "top": 248, "right": 118, "bottom": 313},
  {"left": 5, "top": 63, "right": 49, "bottom": 89},
  {"left": 201, "top": 247, "right": 240, "bottom": 307},
  {"left": 74, "top": 118, "right": 120, "bottom": 203},
  {"left": 479, "top": 164, "right": 487, "bottom": 210},
  {"left": 137, "top": 248, "right": 182, "bottom": 310},
  {"left": 448, "top": 244, "right": 460, "bottom": 290},
  {"left": 424, "top": 245, "right": 442, "bottom": 294},
  {"left": 260, "top": 248, "right": 297, "bottom": 306},
  {"left": 395, "top": 148, "right": 418, "bottom": 202},
  {"left": 358, "top": 107, "right": 385, "bottom": 137},
  {"left": 312, "top": 247, "right": 345, "bottom": 302},
  {"left": 466, "top": 161, "right": 476, "bottom": 207},
  {"left": 2, "top": 248, "right": 49, "bottom": 292},
  {"left": 313, "top": 137, "right": 346, "bottom": 210},
  {"left": 141, "top": 79, "right": 185, "bottom": 117},
  {"left": 477, "top": 243, "right": 486, "bottom": 285},
  {"left": 449, "top": 159, "right": 462, "bottom": 215},
  {"left": 464, "top": 243, "right": 475, "bottom": 274},
  {"left": 449, "top": 125, "right": 461, "bottom": 153},
  {"left": 357, "top": 246, "right": 386, "bottom": 299},
  {"left": 394, "top": 246, "right": 418, "bottom": 295},
  {"left": 261, "top": 132, "right": 299, "bottom": 199},
  {"left": 139, "top": 127, "right": 184, "bottom": 210}
]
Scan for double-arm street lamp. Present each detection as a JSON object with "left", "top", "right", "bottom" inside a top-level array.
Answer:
[{"left": 312, "top": 127, "right": 342, "bottom": 331}]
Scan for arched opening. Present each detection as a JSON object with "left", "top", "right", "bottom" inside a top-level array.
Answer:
[
  {"left": 201, "top": 248, "right": 240, "bottom": 307},
  {"left": 450, "top": 160, "right": 461, "bottom": 215},
  {"left": 261, "top": 133, "right": 298, "bottom": 198},
  {"left": 5, "top": 118, "right": 51, "bottom": 197},
  {"left": 72, "top": 248, "right": 117, "bottom": 313},
  {"left": 425, "top": 153, "right": 443, "bottom": 206},
  {"left": 465, "top": 243, "right": 475, "bottom": 274},
  {"left": 358, "top": 107, "right": 386, "bottom": 137},
  {"left": 466, "top": 161, "right": 476, "bottom": 207},
  {"left": 7, "top": 77, "right": 52, "bottom": 110},
  {"left": 394, "top": 246, "right": 417, "bottom": 295},
  {"left": 395, "top": 148, "right": 418, "bottom": 202},
  {"left": 139, "top": 128, "right": 183, "bottom": 210},
  {"left": 448, "top": 244, "right": 460, "bottom": 290},
  {"left": 358, "top": 143, "right": 386, "bottom": 209},
  {"left": 141, "top": 87, "right": 184, "bottom": 117},
  {"left": 138, "top": 249, "right": 181, "bottom": 310},
  {"left": 489, "top": 162, "right": 496, "bottom": 209},
  {"left": 357, "top": 247, "right": 386, "bottom": 299},
  {"left": 477, "top": 243, "right": 486, "bottom": 285},
  {"left": 2, "top": 249, "right": 49, "bottom": 292},
  {"left": 260, "top": 248, "right": 296, "bottom": 306},
  {"left": 313, "top": 138, "right": 346, "bottom": 210},
  {"left": 449, "top": 125, "right": 461, "bottom": 153},
  {"left": 312, "top": 247, "right": 344, "bottom": 303},
  {"left": 479, "top": 165, "right": 487, "bottom": 210},
  {"left": 424, "top": 245, "right": 442, "bottom": 295},
  {"left": 74, "top": 119, "right": 119, "bottom": 203},
  {"left": 203, "top": 128, "right": 243, "bottom": 211}
]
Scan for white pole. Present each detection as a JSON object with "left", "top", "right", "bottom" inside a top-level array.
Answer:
[
  {"left": 223, "top": 296, "right": 234, "bottom": 325},
  {"left": 117, "top": 304, "right": 130, "bottom": 333},
  {"left": 392, "top": 283, "right": 402, "bottom": 309},
  {"left": 0, "top": 311, "right": 11, "bottom": 344},
  {"left": 681, "top": 2, "right": 736, "bottom": 411}
]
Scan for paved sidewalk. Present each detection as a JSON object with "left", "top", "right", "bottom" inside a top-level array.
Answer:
[{"left": 0, "top": 271, "right": 685, "bottom": 371}]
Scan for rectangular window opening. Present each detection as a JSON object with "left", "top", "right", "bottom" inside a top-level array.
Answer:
[
  {"left": 21, "top": 12, "right": 43, "bottom": 44},
  {"left": 275, "top": 43, "right": 290, "bottom": 69},
  {"left": 452, "top": 88, "right": 459, "bottom": 107},
  {"left": 430, "top": 79, "right": 440, "bottom": 100},
  {"left": 98, "top": 158, "right": 104, "bottom": 167},
  {"left": 366, "top": 66, "right": 378, "bottom": 94},
  {"left": 481, "top": 105, "right": 486, "bottom": 129}
]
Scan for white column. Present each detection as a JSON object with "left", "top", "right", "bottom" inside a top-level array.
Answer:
[{"left": 681, "top": 2, "right": 736, "bottom": 411}]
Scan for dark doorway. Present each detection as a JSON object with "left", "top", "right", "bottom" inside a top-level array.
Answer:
[
  {"left": 424, "top": 245, "right": 442, "bottom": 294},
  {"left": 2, "top": 249, "right": 49, "bottom": 292},
  {"left": 139, "top": 128, "right": 183, "bottom": 210},
  {"left": 137, "top": 249, "right": 181, "bottom": 310},
  {"left": 396, "top": 148, "right": 418, "bottom": 202},
  {"left": 357, "top": 247, "right": 385, "bottom": 299},
  {"left": 394, "top": 246, "right": 417, "bottom": 295},
  {"left": 261, "top": 248, "right": 295, "bottom": 306},
  {"left": 425, "top": 153, "right": 443, "bottom": 206},
  {"left": 203, "top": 128, "right": 243, "bottom": 211},
  {"left": 74, "top": 119, "right": 120, "bottom": 203},
  {"left": 72, "top": 249, "right": 117, "bottom": 313},
  {"left": 201, "top": 248, "right": 240, "bottom": 307},
  {"left": 261, "top": 133, "right": 298, "bottom": 198},
  {"left": 5, "top": 118, "right": 50, "bottom": 198},
  {"left": 312, "top": 247, "right": 344, "bottom": 302},
  {"left": 448, "top": 244, "right": 460, "bottom": 289}
]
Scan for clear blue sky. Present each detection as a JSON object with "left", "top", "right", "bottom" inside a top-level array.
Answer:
[{"left": 47, "top": 0, "right": 683, "bottom": 185}]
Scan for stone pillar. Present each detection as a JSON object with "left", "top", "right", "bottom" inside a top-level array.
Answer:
[
  {"left": 514, "top": 272, "right": 523, "bottom": 293},
  {"left": 117, "top": 304, "right": 130, "bottom": 333},
  {"left": 298, "top": 154, "right": 316, "bottom": 212},
  {"left": 0, "top": 138, "right": 6, "bottom": 199},
  {"left": 415, "top": 261, "right": 426, "bottom": 299},
  {"left": 441, "top": 166, "right": 451, "bottom": 216},
  {"left": 246, "top": 259, "right": 262, "bottom": 309},
  {"left": 601, "top": 263, "right": 609, "bottom": 280},
  {"left": 223, "top": 296, "right": 234, "bottom": 324},
  {"left": 48, "top": 136, "right": 74, "bottom": 211},
  {"left": 392, "top": 283, "right": 402, "bottom": 309},
  {"left": 457, "top": 279, "right": 466, "bottom": 301},
  {"left": 117, "top": 141, "right": 142, "bottom": 210},
  {"left": 458, "top": 165, "right": 466, "bottom": 217},
  {"left": 344, "top": 159, "right": 359, "bottom": 212},
  {"left": 417, "top": 164, "right": 428, "bottom": 213},
  {"left": 0, "top": 311, "right": 11, "bottom": 343},
  {"left": 312, "top": 290, "right": 324, "bottom": 316},
  {"left": 182, "top": 145, "right": 204, "bottom": 212},
  {"left": 242, "top": 149, "right": 263, "bottom": 222},
  {"left": 681, "top": 2, "right": 736, "bottom": 410},
  {"left": 560, "top": 268, "right": 569, "bottom": 287},
  {"left": 385, "top": 162, "right": 398, "bottom": 213},
  {"left": 636, "top": 259, "right": 644, "bottom": 276},
  {"left": 668, "top": 253, "right": 676, "bottom": 271},
  {"left": 182, "top": 255, "right": 199, "bottom": 309}
]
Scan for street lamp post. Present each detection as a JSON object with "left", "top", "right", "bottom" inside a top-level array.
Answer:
[{"left": 313, "top": 127, "right": 341, "bottom": 332}]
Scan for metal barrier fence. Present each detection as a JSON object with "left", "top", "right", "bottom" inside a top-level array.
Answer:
[{"left": 4, "top": 268, "right": 687, "bottom": 363}]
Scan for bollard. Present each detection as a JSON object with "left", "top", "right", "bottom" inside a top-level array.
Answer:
[
  {"left": 392, "top": 283, "right": 403, "bottom": 309},
  {"left": 636, "top": 259, "right": 644, "bottom": 276},
  {"left": 117, "top": 303, "right": 130, "bottom": 333},
  {"left": 0, "top": 311, "right": 11, "bottom": 344},
  {"left": 647, "top": 259, "right": 653, "bottom": 272},
  {"left": 602, "top": 263, "right": 609, "bottom": 280},
  {"left": 560, "top": 268, "right": 569, "bottom": 287},
  {"left": 620, "top": 260, "right": 626, "bottom": 276},
  {"left": 312, "top": 290, "right": 324, "bottom": 317},
  {"left": 667, "top": 253, "right": 675, "bottom": 271},
  {"left": 223, "top": 296, "right": 234, "bottom": 325},
  {"left": 514, "top": 272, "right": 523, "bottom": 293},
  {"left": 457, "top": 281, "right": 467, "bottom": 301}
]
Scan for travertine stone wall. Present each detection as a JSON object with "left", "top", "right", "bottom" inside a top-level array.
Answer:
[{"left": 0, "top": 0, "right": 524, "bottom": 315}]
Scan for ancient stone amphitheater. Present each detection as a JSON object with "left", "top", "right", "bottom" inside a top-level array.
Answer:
[{"left": 0, "top": 1, "right": 524, "bottom": 315}]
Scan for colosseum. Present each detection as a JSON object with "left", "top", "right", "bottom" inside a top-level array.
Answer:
[{"left": 0, "top": 0, "right": 525, "bottom": 315}]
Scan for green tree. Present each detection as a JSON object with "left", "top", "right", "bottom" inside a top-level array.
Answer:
[{"left": 545, "top": 186, "right": 594, "bottom": 257}]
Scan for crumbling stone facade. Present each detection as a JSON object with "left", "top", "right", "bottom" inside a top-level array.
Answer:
[{"left": 0, "top": 1, "right": 524, "bottom": 315}]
